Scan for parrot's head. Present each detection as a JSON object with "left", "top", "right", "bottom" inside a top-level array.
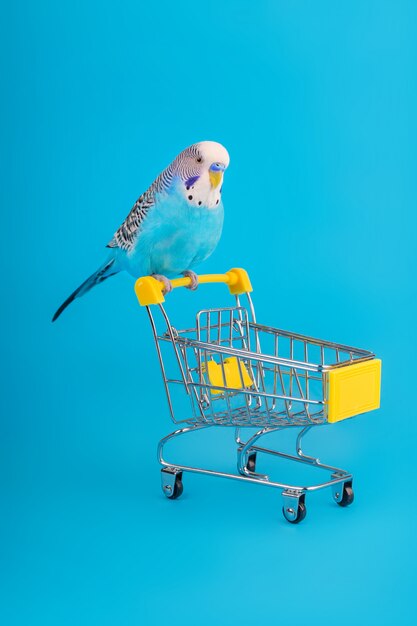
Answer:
[{"left": 173, "top": 141, "right": 230, "bottom": 209}]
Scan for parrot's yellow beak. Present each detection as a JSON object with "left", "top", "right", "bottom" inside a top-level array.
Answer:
[
  {"left": 209, "top": 162, "right": 226, "bottom": 189},
  {"left": 209, "top": 170, "right": 223, "bottom": 189}
]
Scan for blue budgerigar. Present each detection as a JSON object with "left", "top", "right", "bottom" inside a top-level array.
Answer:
[{"left": 52, "top": 141, "right": 229, "bottom": 321}]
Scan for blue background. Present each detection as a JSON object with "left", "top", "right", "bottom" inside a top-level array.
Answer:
[{"left": 1, "top": 1, "right": 417, "bottom": 624}]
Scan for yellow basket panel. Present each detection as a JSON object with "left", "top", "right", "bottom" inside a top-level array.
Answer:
[
  {"left": 202, "top": 357, "right": 253, "bottom": 395},
  {"left": 326, "top": 359, "right": 381, "bottom": 423}
]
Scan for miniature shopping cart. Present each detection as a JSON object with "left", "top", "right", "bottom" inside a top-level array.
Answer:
[{"left": 135, "top": 268, "right": 381, "bottom": 524}]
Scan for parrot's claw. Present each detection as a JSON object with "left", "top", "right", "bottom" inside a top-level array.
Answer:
[
  {"left": 183, "top": 270, "right": 199, "bottom": 291},
  {"left": 152, "top": 274, "right": 173, "bottom": 295}
]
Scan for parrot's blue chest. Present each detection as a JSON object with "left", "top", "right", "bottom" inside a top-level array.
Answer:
[{"left": 117, "top": 190, "right": 224, "bottom": 278}]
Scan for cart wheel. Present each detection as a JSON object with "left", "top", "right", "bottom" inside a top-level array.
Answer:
[
  {"left": 161, "top": 469, "right": 184, "bottom": 500},
  {"left": 167, "top": 478, "right": 183, "bottom": 500},
  {"left": 282, "top": 502, "right": 307, "bottom": 524},
  {"left": 337, "top": 482, "right": 354, "bottom": 507},
  {"left": 247, "top": 451, "right": 257, "bottom": 473}
]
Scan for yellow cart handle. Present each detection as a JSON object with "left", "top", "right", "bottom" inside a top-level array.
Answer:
[{"left": 135, "top": 268, "right": 252, "bottom": 306}]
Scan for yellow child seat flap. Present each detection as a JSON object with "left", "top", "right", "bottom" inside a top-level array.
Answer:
[{"left": 202, "top": 357, "right": 253, "bottom": 394}]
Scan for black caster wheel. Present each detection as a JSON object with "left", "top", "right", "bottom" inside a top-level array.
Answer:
[
  {"left": 167, "top": 478, "right": 183, "bottom": 500},
  {"left": 336, "top": 482, "right": 354, "bottom": 507},
  {"left": 161, "top": 469, "right": 184, "bottom": 500},
  {"left": 247, "top": 451, "right": 257, "bottom": 473},
  {"left": 282, "top": 500, "right": 307, "bottom": 524}
]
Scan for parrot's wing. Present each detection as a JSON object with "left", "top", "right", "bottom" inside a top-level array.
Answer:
[
  {"left": 107, "top": 188, "right": 156, "bottom": 251},
  {"left": 107, "top": 158, "right": 178, "bottom": 252}
]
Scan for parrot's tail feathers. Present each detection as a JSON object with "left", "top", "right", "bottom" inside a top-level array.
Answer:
[{"left": 52, "top": 258, "right": 119, "bottom": 322}]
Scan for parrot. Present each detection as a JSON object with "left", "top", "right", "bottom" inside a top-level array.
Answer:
[{"left": 52, "top": 141, "right": 229, "bottom": 321}]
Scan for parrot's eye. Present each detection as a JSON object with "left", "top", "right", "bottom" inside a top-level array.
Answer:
[{"left": 196, "top": 156, "right": 202, "bottom": 163}]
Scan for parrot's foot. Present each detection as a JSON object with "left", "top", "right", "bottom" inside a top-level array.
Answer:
[
  {"left": 182, "top": 270, "right": 199, "bottom": 291},
  {"left": 152, "top": 274, "right": 173, "bottom": 295}
]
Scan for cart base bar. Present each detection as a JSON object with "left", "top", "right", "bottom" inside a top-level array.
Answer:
[{"left": 157, "top": 423, "right": 354, "bottom": 524}]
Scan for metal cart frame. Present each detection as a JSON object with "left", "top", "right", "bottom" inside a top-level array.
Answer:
[{"left": 135, "top": 268, "right": 381, "bottom": 523}]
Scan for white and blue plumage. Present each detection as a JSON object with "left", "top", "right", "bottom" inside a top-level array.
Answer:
[{"left": 52, "top": 141, "right": 229, "bottom": 321}]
